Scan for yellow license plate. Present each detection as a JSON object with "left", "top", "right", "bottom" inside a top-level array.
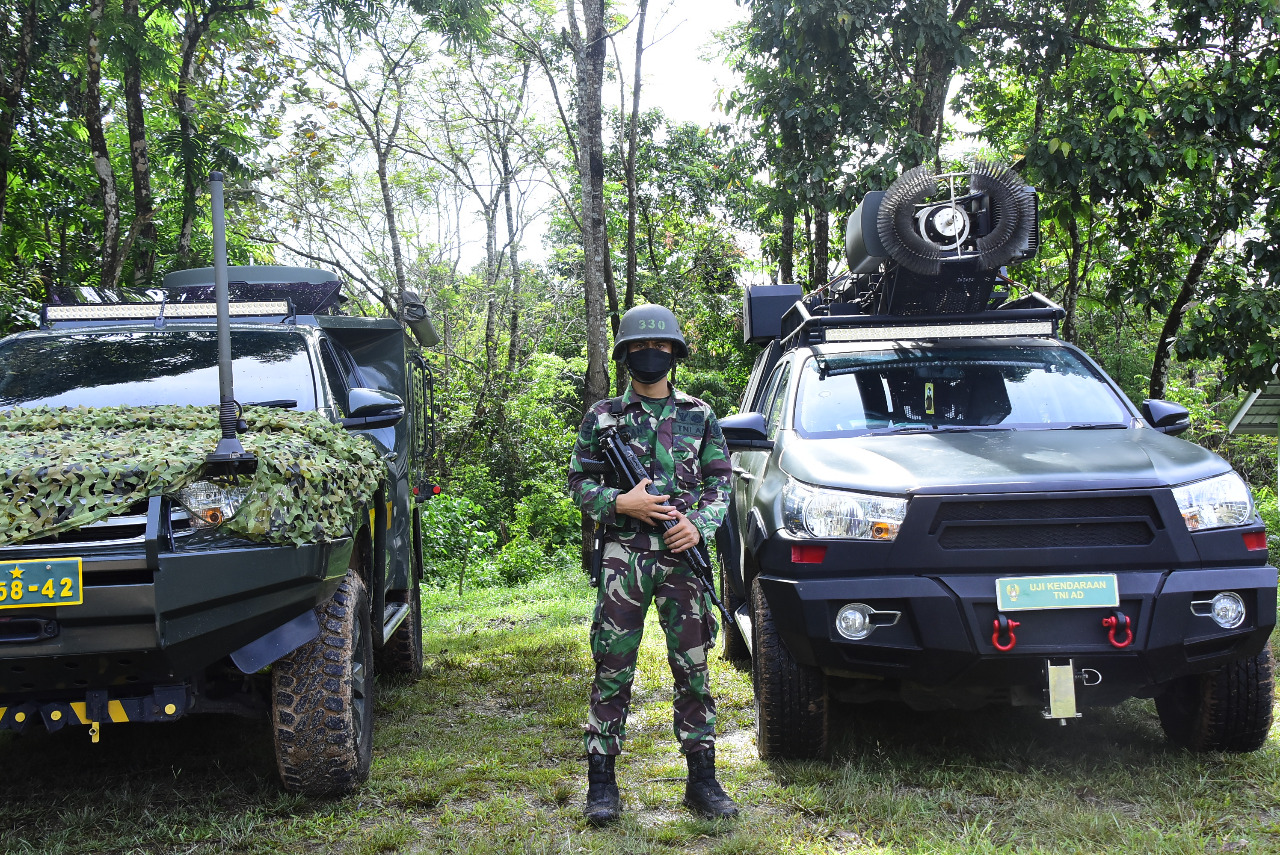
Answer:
[{"left": 0, "top": 557, "right": 83, "bottom": 609}]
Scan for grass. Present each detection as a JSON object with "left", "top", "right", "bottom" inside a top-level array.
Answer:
[{"left": 3, "top": 565, "right": 1280, "bottom": 853}]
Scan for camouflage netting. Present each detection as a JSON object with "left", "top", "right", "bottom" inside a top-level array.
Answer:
[{"left": 0, "top": 405, "right": 384, "bottom": 547}]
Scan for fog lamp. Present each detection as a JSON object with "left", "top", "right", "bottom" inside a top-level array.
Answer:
[
  {"left": 1210, "top": 592, "right": 1246, "bottom": 629},
  {"left": 835, "top": 603, "right": 875, "bottom": 640}
]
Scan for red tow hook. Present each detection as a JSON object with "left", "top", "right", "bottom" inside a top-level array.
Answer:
[
  {"left": 992, "top": 614, "right": 1021, "bottom": 651},
  {"left": 1102, "top": 610, "right": 1133, "bottom": 648}
]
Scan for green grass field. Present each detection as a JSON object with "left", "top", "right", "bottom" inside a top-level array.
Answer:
[{"left": 3, "top": 567, "right": 1279, "bottom": 854}]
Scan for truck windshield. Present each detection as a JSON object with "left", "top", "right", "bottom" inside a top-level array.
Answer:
[
  {"left": 0, "top": 330, "right": 318, "bottom": 410},
  {"left": 795, "top": 343, "right": 1132, "bottom": 437}
]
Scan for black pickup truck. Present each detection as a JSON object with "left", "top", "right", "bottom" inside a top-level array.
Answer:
[
  {"left": 717, "top": 163, "right": 1276, "bottom": 760},
  {"left": 0, "top": 265, "right": 438, "bottom": 795}
]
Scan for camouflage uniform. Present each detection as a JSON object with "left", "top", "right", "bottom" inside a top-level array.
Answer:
[{"left": 567, "top": 385, "right": 732, "bottom": 756}]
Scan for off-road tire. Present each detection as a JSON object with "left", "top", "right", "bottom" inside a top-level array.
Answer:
[
  {"left": 719, "top": 550, "right": 749, "bottom": 662},
  {"left": 751, "top": 577, "right": 829, "bottom": 760},
  {"left": 376, "top": 580, "right": 423, "bottom": 680},
  {"left": 1155, "top": 646, "right": 1275, "bottom": 753},
  {"left": 272, "top": 570, "right": 375, "bottom": 795}
]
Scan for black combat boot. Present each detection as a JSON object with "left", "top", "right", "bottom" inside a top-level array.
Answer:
[
  {"left": 682, "top": 746, "right": 740, "bottom": 818},
  {"left": 584, "top": 753, "right": 622, "bottom": 825}
]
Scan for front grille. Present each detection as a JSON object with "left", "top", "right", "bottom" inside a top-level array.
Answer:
[
  {"left": 4, "top": 501, "right": 193, "bottom": 549},
  {"left": 932, "top": 496, "right": 1160, "bottom": 525},
  {"left": 939, "top": 522, "right": 1154, "bottom": 549},
  {"left": 931, "top": 496, "right": 1162, "bottom": 550}
]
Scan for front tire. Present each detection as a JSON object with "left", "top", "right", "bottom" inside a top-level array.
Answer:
[
  {"left": 751, "top": 577, "right": 829, "bottom": 760},
  {"left": 272, "top": 570, "right": 376, "bottom": 795},
  {"left": 1155, "top": 647, "right": 1275, "bottom": 753}
]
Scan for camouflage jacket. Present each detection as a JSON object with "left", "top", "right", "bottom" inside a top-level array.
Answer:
[{"left": 567, "top": 385, "right": 732, "bottom": 547}]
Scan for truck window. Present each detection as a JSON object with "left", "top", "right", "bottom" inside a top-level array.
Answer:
[{"left": 764, "top": 362, "right": 792, "bottom": 440}]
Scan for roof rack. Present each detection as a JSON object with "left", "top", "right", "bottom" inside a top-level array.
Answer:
[
  {"left": 41, "top": 298, "right": 296, "bottom": 329},
  {"left": 778, "top": 290, "right": 1066, "bottom": 348}
]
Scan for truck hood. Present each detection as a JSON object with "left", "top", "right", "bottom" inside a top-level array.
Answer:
[{"left": 778, "top": 427, "right": 1230, "bottom": 495}]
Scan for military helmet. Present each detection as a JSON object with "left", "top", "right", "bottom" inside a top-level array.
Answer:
[{"left": 610, "top": 304, "right": 688, "bottom": 361}]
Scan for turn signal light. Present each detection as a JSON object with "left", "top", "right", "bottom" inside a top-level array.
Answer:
[
  {"left": 791, "top": 544, "right": 827, "bottom": 564},
  {"left": 1243, "top": 531, "right": 1268, "bottom": 551}
]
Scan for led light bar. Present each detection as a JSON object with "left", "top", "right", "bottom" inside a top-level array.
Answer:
[
  {"left": 824, "top": 319, "right": 1054, "bottom": 342},
  {"left": 45, "top": 301, "right": 291, "bottom": 322}
]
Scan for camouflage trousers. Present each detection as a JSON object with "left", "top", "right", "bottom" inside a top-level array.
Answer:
[{"left": 584, "top": 532, "right": 717, "bottom": 756}]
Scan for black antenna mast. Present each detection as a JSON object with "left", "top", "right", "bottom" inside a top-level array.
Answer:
[{"left": 205, "top": 171, "right": 257, "bottom": 476}]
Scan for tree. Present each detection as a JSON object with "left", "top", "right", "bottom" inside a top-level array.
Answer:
[{"left": 967, "top": 0, "right": 1280, "bottom": 398}]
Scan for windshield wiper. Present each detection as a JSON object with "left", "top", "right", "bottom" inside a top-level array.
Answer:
[
  {"left": 244, "top": 399, "right": 298, "bottom": 409},
  {"left": 875, "top": 424, "right": 1014, "bottom": 434},
  {"left": 1052, "top": 422, "right": 1128, "bottom": 430}
]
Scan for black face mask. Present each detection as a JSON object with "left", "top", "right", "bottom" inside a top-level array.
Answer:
[{"left": 626, "top": 348, "right": 673, "bottom": 384}]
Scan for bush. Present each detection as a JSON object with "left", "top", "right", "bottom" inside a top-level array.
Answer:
[
  {"left": 491, "top": 539, "right": 580, "bottom": 588},
  {"left": 419, "top": 493, "right": 497, "bottom": 591},
  {"left": 1253, "top": 485, "right": 1280, "bottom": 565}
]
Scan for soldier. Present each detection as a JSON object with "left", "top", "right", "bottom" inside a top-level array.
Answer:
[{"left": 567, "top": 304, "right": 739, "bottom": 825}]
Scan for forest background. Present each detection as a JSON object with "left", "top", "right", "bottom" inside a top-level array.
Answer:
[{"left": 1, "top": 0, "right": 1279, "bottom": 588}]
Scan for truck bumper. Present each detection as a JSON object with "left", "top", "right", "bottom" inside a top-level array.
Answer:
[
  {"left": 0, "top": 535, "right": 353, "bottom": 698},
  {"left": 756, "top": 564, "right": 1278, "bottom": 706}
]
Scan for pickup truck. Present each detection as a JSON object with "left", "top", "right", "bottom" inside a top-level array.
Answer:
[{"left": 0, "top": 265, "right": 438, "bottom": 794}]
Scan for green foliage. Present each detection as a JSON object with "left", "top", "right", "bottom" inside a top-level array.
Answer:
[
  {"left": 0, "top": 405, "right": 382, "bottom": 546},
  {"left": 419, "top": 492, "right": 498, "bottom": 589},
  {"left": 1253, "top": 485, "right": 1280, "bottom": 563},
  {"left": 0, "top": 0, "right": 283, "bottom": 308},
  {"left": 966, "top": 0, "right": 1280, "bottom": 397}
]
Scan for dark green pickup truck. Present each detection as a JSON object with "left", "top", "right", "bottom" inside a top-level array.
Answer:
[
  {"left": 0, "top": 265, "right": 438, "bottom": 795},
  {"left": 718, "top": 164, "right": 1276, "bottom": 760}
]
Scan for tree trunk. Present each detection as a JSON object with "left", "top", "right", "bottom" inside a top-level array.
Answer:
[
  {"left": 1149, "top": 237, "right": 1221, "bottom": 400},
  {"left": 122, "top": 0, "right": 156, "bottom": 285},
  {"left": 502, "top": 141, "right": 523, "bottom": 374},
  {"left": 908, "top": 42, "right": 952, "bottom": 165},
  {"left": 378, "top": 81, "right": 407, "bottom": 297},
  {"left": 813, "top": 207, "right": 829, "bottom": 291},
  {"left": 175, "top": 10, "right": 209, "bottom": 267},
  {"left": 624, "top": 0, "right": 648, "bottom": 317},
  {"left": 377, "top": 152, "right": 407, "bottom": 299},
  {"left": 484, "top": 200, "right": 499, "bottom": 290},
  {"left": 570, "top": 0, "right": 610, "bottom": 406},
  {"left": 173, "top": 0, "right": 255, "bottom": 267},
  {"left": 0, "top": 0, "right": 38, "bottom": 236},
  {"left": 85, "top": 0, "right": 122, "bottom": 288},
  {"left": 484, "top": 296, "right": 497, "bottom": 383},
  {"left": 803, "top": 208, "right": 813, "bottom": 287},
  {"left": 1061, "top": 211, "right": 1082, "bottom": 343},
  {"left": 780, "top": 206, "right": 794, "bottom": 283}
]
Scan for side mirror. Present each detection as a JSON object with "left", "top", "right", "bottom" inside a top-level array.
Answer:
[
  {"left": 402, "top": 301, "right": 440, "bottom": 348},
  {"left": 720, "top": 412, "right": 773, "bottom": 452},
  {"left": 1141, "top": 399, "right": 1191, "bottom": 436},
  {"left": 343, "top": 388, "right": 405, "bottom": 430}
]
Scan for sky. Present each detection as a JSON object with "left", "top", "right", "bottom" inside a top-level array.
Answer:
[{"left": 624, "top": 0, "right": 748, "bottom": 127}]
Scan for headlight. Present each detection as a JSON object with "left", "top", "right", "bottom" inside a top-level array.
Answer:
[
  {"left": 176, "top": 480, "right": 250, "bottom": 528},
  {"left": 1172, "top": 472, "right": 1254, "bottom": 531},
  {"left": 782, "top": 478, "right": 907, "bottom": 540}
]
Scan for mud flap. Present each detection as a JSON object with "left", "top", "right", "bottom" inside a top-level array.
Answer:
[{"left": 231, "top": 609, "right": 320, "bottom": 673}]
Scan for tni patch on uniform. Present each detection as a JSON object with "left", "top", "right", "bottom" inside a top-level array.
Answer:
[{"left": 673, "top": 409, "right": 704, "bottom": 437}]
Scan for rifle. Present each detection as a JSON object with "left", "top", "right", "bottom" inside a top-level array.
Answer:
[{"left": 596, "top": 423, "right": 729, "bottom": 628}]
